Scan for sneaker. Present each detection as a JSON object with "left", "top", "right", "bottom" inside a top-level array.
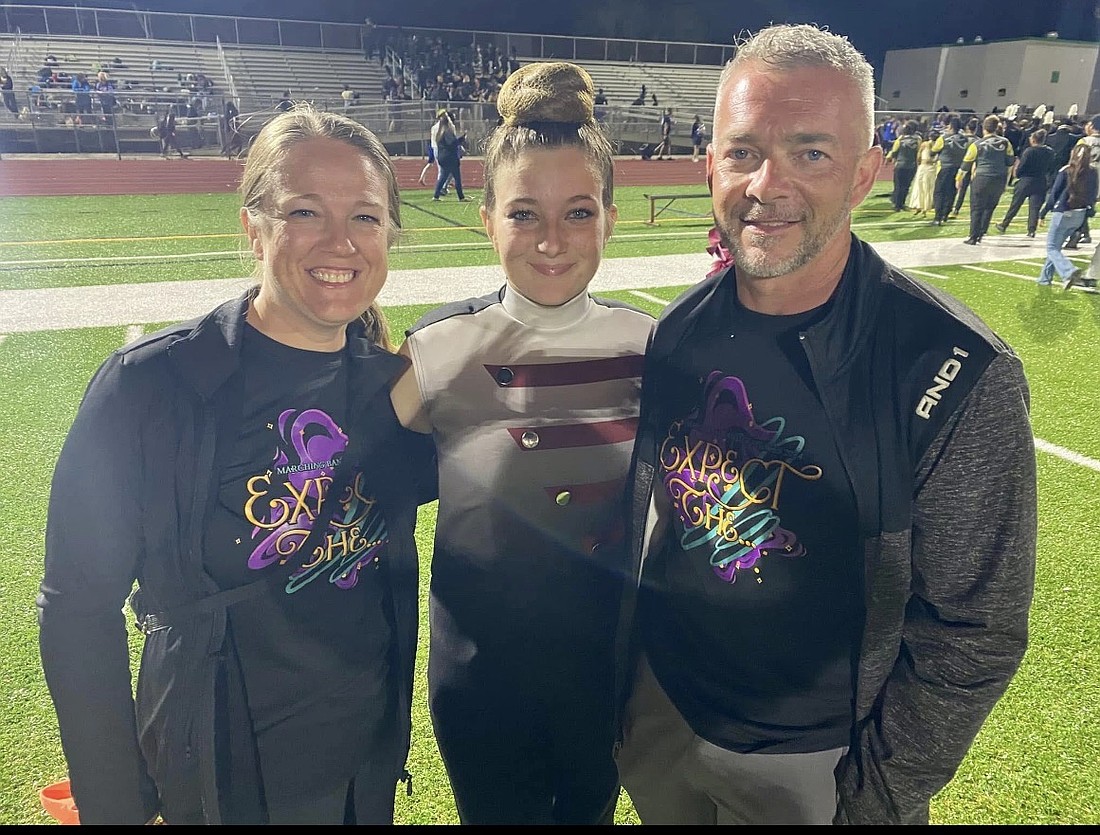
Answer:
[
  {"left": 1038, "top": 279, "right": 1052, "bottom": 286},
  {"left": 457, "top": 196, "right": 471, "bottom": 202},
  {"left": 1026, "top": 231, "right": 1035, "bottom": 238},
  {"left": 1085, "top": 278, "right": 1098, "bottom": 289},
  {"left": 1062, "top": 268, "right": 1082, "bottom": 290},
  {"left": 963, "top": 237, "right": 978, "bottom": 245},
  {"left": 1081, "top": 237, "right": 1092, "bottom": 244},
  {"left": 995, "top": 223, "right": 1007, "bottom": 233}
]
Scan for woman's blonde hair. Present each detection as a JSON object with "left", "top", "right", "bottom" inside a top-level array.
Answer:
[{"left": 239, "top": 105, "right": 398, "bottom": 349}]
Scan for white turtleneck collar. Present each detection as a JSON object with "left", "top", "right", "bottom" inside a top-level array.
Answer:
[{"left": 500, "top": 282, "right": 593, "bottom": 331}]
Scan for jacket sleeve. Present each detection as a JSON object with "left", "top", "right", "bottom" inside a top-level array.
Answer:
[
  {"left": 37, "top": 353, "right": 160, "bottom": 824},
  {"left": 837, "top": 353, "right": 1037, "bottom": 824}
]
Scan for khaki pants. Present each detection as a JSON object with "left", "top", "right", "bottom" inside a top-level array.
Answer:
[{"left": 615, "top": 654, "right": 844, "bottom": 825}]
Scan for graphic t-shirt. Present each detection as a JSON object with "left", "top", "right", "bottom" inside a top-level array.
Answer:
[
  {"left": 642, "top": 291, "right": 864, "bottom": 753},
  {"left": 204, "top": 324, "right": 394, "bottom": 797}
]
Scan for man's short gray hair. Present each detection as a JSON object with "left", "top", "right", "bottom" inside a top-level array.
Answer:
[{"left": 718, "top": 23, "right": 876, "bottom": 149}]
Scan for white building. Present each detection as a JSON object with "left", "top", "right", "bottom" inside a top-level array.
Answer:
[{"left": 880, "top": 36, "right": 1100, "bottom": 116}]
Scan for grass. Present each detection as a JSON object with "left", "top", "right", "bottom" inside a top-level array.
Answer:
[{"left": 1, "top": 187, "right": 1098, "bottom": 824}]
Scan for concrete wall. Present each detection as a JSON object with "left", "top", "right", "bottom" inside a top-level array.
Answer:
[{"left": 881, "top": 38, "right": 1099, "bottom": 115}]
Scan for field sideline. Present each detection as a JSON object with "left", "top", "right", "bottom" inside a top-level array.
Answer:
[{"left": 1, "top": 183, "right": 1097, "bottom": 825}]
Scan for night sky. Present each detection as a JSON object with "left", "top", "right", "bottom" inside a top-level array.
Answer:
[{"left": 10, "top": 0, "right": 1097, "bottom": 75}]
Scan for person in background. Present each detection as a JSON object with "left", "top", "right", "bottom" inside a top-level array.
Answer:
[
  {"left": 276, "top": 90, "right": 293, "bottom": 112},
  {"left": 1037, "top": 142, "right": 1097, "bottom": 288},
  {"left": 656, "top": 107, "right": 674, "bottom": 159},
  {"left": 431, "top": 109, "right": 469, "bottom": 201},
  {"left": 1064, "top": 114, "right": 1100, "bottom": 248},
  {"left": 390, "top": 61, "right": 653, "bottom": 825},
  {"left": 929, "top": 115, "right": 972, "bottom": 226},
  {"left": 38, "top": 106, "right": 436, "bottom": 825},
  {"left": 885, "top": 119, "right": 920, "bottom": 211},
  {"left": 958, "top": 114, "right": 1014, "bottom": 245},
  {"left": 614, "top": 23, "right": 1036, "bottom": 825},
  {"left": 994, "top": 128, "right": 1054, "bottom": 238},
  {"left": 908, "top": 128, "right": 938, "bottom": 217},
  {"left": 0, "top": 66, "right": 18, "bottom": 117},
  {"left": 690, "top": 114, "right": 706, "bottom": 162},
  {"left": 71, "top": 72, "right": 92, "bottom": 119},
  {"left": 950, "top": 116, "right": 982, "bottom": 218},
  {"left": 157, "top": 107, "right": 187, "bottom": 159},
  {"left": 221, "top": 98, "right": 244, "bottom": 159}
]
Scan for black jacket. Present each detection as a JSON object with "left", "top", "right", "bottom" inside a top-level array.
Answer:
[
  {"left": 616, "top": 236, "right": 1036, "bottom": 824},
  {"left": 38, "top": 290, "right": 434, "bottom": 824}
]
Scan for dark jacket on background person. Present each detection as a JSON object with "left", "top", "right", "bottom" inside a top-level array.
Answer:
[
  {"left": 38, "top": 290, "right": 434, "bottom": 824},
  {"left": 1040, "top": 164, "right": 1100, "bottom": 217},
  {"left": 615, "top": 235, "right": 1036, "bottom": 825}
]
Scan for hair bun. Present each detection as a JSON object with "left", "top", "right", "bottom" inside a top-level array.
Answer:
[{"left": 497, "top": 61, "right": 595, "bottom": 127}]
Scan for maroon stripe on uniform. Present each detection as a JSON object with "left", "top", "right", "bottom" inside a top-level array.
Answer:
[
  {"left": 544, "top": 478, "right": 625, "bottom": 505},
  {"left": 507, "top": 418, "right": 639, "bottom": 450},
  {"left": 484, "top": 354, "right": 644, "bottom": 387}
]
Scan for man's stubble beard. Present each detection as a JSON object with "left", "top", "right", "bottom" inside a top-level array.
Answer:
[{"left": 715, "top": 192, "right": 854, "bottom": 279}]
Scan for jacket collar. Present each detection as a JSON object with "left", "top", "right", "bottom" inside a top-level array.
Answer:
[
  {"left": 656, "top": 234, "right": 890, "bottom": 382},
  {"left": 167, "top": 288, "right": 406, "bottom": 401}
]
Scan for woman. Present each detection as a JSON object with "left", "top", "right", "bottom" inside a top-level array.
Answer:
[
  {"left": 390, "top": 61, "right": 654, "bottom": 824},
  {"left": 431, "top": 109, "right": 469, "bottom": 201},
  {"left": 995, "top": 128, "right": 1054, "bottom": 238},
  {"left": 38, "top": 106, "right": 435, "bottom": 825},
  {"left": 909, "top": 130, "right": 937, "bottom": 217},
  {"left": 1, "top": 66, "right": 18, "bottom": 116},
  {"left": 1037, "top": 142, "right": 1098, "bottom": 288}
]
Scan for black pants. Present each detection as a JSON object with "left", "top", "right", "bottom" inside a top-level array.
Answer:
[
  {"left": 968, "top": 175, "right": 1006, "bottom": 240},
  {"left": 933, "top": 166, "right": 959, "bottom": 222},
  {"left": 998, "top": 176, "right": 1045, "bottom": 235},
  {"left": 954, "top": 169, "right": 972, "bottom": 214},
  {"left": 892, "top": 166, "right": 916, "bottom": 211}
]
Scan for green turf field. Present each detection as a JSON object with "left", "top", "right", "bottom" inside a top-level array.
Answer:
[{"left": 1, "top": 187, "right": 1097, "bottom": 824}]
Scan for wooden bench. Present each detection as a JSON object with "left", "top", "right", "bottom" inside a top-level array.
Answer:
[{"left": 643, "top": 191, "right": 711, "bottom": 224}]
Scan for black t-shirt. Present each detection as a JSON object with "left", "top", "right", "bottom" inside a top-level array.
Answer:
[
  {"left": 641, "top": 287, "right": 864, "bottom": 753},
  {"left": 205, "top": 324, "right": 395, "bottom": 798}
]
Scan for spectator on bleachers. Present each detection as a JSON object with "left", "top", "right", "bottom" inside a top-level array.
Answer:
[
  {"left": 1, "top": 67, "right": 18, "bottom": 118},
  {"left": 276, "top": 90, "right": 293, "bottom": 112},
  {"left": 95, "top": 72, "right": 117, "bottom": 123},
  {"left": 631, "top": 84, "right": 647, "bottom": 106},
  {"left": 71, "top": 73, "right": 93, "bottom": 118}
]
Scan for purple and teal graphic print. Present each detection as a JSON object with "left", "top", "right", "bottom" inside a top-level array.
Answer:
[
  {"left": 659, "top": 371, "right": 821, "bottom": 583},
  {"left": 243, "top": 407, "right": 386, "bottom": 592}
]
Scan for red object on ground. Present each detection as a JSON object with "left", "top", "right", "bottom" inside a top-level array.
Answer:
[{"left": 39, "top": 779, "right": 80, "bottom": 825}]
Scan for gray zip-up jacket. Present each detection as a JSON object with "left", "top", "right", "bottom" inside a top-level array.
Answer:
[{"left": 615, "top": 235, "right": 1037, "bottom": 824}]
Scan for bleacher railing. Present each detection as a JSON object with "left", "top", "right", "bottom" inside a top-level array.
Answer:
[{"left": 0, "top": 4, "right": 732, "bottom": 65}]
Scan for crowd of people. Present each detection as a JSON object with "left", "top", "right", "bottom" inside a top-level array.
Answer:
[
  {"left": 882, "top": 108, "right": 1100, "bottom": 290},
  {"left": 38, "top": 22, "right": 1039, "bottom": 828}
]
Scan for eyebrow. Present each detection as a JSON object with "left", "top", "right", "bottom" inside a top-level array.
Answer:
[
  {"left": 727, "top": 131, "right": 840, "bottom": 146},
  {"left": 285, "top": 192, "right": 386, "bottom": 209},
  {"left": 505, "top": 194, "right": 599, "bottom": 205}
]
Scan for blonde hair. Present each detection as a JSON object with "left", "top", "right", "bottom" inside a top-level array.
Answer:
[
  {"left": 481, "top": 61, "right": 614, "bottom": 210},
  {"left": 240, "top": 105, "right": 398, "bottom": 349}
]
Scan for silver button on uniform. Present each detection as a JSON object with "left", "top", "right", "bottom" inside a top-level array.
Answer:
[{"left": 520, "top": 430, "right": 539, "bottom": 449}]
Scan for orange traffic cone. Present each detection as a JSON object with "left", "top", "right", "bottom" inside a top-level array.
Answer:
[{"left": 39, "top": 779, "right": 80, "bottom": 825}]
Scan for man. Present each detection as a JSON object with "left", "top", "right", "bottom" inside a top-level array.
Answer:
[
  {"left": 957, "top": 115, "right": 1014, "bottom": 244},
  {"left": 929, "top": 115, "right": 973, "bottom": 226},
  {"left": 950, "top": 116, "right": 981, "bottom": 217},
  {"left": 657, "top": 107, "right": 674, "bottom": 159},
  {"left": 884, "top": 119, "right": 920, "bottom": 211},
  {"left": 613, "top": 23, "right": 1036, "bottom": 825}
]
